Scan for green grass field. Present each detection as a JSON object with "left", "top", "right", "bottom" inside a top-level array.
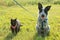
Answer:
[
  {"left": 0, "top": 0, "right": 60, "bottom": 40},
  {"left": 0, "top": 4, "right": 60, "bottom": 40}
]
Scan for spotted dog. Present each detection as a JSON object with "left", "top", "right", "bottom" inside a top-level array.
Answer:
[{"left": 36, "top": 3, "right": 51, "bottom": 36}]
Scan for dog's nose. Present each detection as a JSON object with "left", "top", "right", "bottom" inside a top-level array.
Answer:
[{"left": 41, "top": 15, "right": 44, "bottom": 17}]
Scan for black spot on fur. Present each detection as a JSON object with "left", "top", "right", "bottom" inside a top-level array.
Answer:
[{"left": 44, "top": 6, "right": 51, "bottom": 15}]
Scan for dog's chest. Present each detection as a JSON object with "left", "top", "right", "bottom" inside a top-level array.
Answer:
[{"left": 38, "top": 18, "right": 47, "bottom": 28}]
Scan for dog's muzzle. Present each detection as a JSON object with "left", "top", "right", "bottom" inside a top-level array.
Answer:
[
  {"left": 11, "top": 26, "right": 16, "bottom": 29},
  {"left": 41, "top": 15, "right": 44, "bottom": 18}
]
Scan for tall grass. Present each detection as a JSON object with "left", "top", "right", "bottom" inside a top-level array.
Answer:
[{"left": 0, "top": 4, "right": 60, "bottom": 40}]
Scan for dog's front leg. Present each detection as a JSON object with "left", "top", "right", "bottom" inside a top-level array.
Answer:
[
  {"left": 11, "top": 27, "right": 14, "bottom": 33},
  {"left": 46, "top": 25, "right": 50, "bottom": 36},
  {"left": 36, "top": 25, "right": 41, "bottom": 35},
  {"left": 15, "top": 27, "right": 18, "bottom": 34}
]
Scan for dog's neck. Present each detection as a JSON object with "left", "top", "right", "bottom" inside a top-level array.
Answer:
[
  {"left": 38, "top": 17, "right": 48, "bottom": 23},
  {"left": 38, "top": 17, "right": 48, "bottom": 28}
]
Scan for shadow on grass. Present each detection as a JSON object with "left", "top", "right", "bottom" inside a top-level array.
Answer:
[
  {"left": 33, "top": 33, "right": 45, "bottom": 40},
  {"left": 4, "top": 33, "right": 16, "bottom": 40}
]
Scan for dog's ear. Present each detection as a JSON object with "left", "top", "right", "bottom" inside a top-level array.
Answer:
[
  {"left": 44, "top": 6, "right": 51, "bottom": 12},
  {"left": 38, "top": 3, "right": 43, "bottom": 11},
  {"left": 15, "top": 18, "right": 17, "bottom": 21}
]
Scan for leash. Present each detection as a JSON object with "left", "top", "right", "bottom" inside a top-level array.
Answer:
[
  {"left": 13, "top": 0, "right": 30, "bottom": 13},
  {"left": 13, "top": 0, "right": 37, "bottom": 19}
]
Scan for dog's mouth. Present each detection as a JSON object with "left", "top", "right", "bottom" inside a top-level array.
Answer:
[
  {"left": 11, "top": 25, "right": 16, "bottom": 29},
  {"left": 42, "top": 16, "right": 44, "bottom": 18},
  {"left": 41, "top": 16, "right": 45, "bottom": 19},
  {"left": 41, "top": 15, "right": 45, "bottom": 19}
]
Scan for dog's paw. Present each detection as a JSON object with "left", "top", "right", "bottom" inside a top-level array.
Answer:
[{"left": 47, "top": 31, "right": 50, "bottom": 36}]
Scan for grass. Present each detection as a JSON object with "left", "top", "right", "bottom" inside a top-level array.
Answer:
[
  {"left": 0, "top": 4, "right": 60, "bottom": 40},
  {"left": 0, "top": 0, "right": 60, "bottom": 6}
]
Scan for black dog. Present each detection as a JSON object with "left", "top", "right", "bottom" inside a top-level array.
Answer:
[{"left": 11, "top": 18, "right": 22, "bottom": 34}]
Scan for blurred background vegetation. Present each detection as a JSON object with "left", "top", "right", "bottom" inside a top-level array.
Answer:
[
  {"left": 0, "top": 0, "right": 60, "bottom": 6},
  {"left": 0, "top": 0, "right": 60, "bottom": 40}
]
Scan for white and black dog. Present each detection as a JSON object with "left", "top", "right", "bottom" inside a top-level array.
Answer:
[{"left": 36, "top": 3, "right": 51, "bottom": 36}]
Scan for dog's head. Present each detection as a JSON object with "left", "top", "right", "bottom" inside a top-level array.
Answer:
[
  {"left": 11, "top": 18, "right": 17, "bottom": 26},
  {"left": 38, "top": 3, "right": 51, "bottom": 20}
]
